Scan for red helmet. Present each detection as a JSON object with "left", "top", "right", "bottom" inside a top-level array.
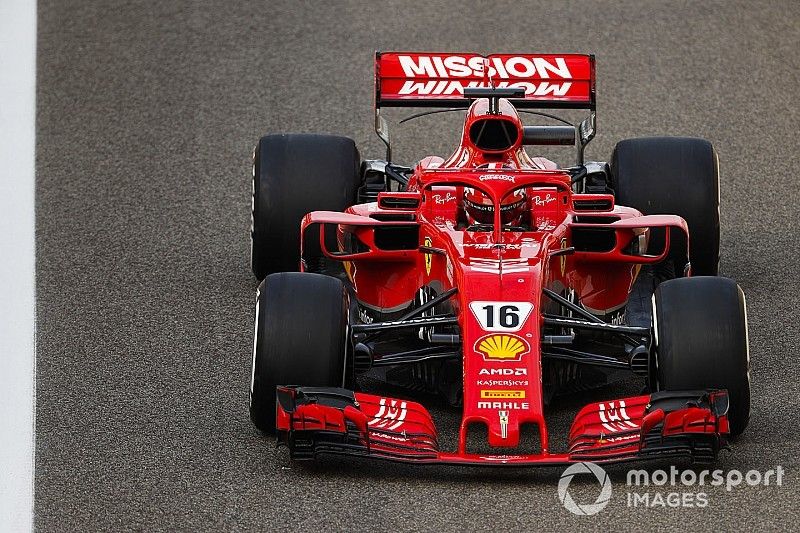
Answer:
[{"left": 463, "top": 187, "right": 527, "bottom": 226}]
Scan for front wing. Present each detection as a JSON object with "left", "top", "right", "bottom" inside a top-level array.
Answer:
[{"left": 275, "top": 387, "right": 730, "bottom": 466}]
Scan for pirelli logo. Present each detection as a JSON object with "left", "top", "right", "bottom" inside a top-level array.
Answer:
[{"left": 480, "top": 390, "right": 526, "bottom": 399}]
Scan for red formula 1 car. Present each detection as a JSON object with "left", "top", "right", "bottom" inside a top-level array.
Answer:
[{"left": 247, "top": 52, "right": 750, "bottom": 466}]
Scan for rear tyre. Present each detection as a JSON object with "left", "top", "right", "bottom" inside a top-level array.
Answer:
[
  {"left": 251, "top": 134, "right": 361, "bottom": 280},
  {"left": 611, "top": 137, "right": 720, "bottom": 276},
  {"left": 653, "top": 276, "right": 750, "bottom": 436},
  {"left": 249, "top": 272, "right": 349, "bottom": 433}
]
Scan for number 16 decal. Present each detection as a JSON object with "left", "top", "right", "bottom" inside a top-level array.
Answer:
[{"left": 469, "top": 301, "right": 534, "bottom": 332}]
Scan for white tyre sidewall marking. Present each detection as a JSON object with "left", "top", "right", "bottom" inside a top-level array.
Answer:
[
  {"left": 250, "top": 289, "right": 261, "bottom": 403},
  {"left": 741, "top": 288, "right": 751, "bottom": 380},
  {"left": 651, "top": 293, "right": 660, "bottom": 390},
  {"left": 250, "top": 146, "right": 257, "bottom": 262}
]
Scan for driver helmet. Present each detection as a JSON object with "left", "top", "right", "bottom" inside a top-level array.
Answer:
[{"left": 463, "top": 187, "right": 527, "bottom": 226}]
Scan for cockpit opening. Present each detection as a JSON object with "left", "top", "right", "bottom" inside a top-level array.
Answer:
[{"left": 469, "top": 118, "right": 520, "bottom": 152}]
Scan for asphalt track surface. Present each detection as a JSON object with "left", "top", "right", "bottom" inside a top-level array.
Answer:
[{"left": 35, "top": 1, "right": 800, "bottom": 531}]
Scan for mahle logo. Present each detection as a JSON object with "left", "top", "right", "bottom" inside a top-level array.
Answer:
[{"left": 558, "top": 462, "right": 612, "bottom": 516}]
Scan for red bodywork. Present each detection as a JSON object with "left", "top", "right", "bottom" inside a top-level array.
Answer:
[{"left": 275, "top": 52, "right": 729, "bottom": 466}]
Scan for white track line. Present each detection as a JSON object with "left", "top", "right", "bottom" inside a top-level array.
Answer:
[{"left": 0, "top": 0, "right": 36, "bottom": 530}]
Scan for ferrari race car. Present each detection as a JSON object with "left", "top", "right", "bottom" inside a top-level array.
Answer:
[{"left": 247, "top": 52, "right": 750, "bottom": 466}]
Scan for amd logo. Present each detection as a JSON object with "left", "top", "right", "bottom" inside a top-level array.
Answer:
[{"left": 478, "top": 368, "right": 527, "bottom": 376}]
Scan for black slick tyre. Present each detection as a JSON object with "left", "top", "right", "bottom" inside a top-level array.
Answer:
[
  {"left": 611, "top": 137, "right": 720, "bottom": 276},
  {"left": 251, "top": 134, "right": 361, "bottom": 280},
  {"left": 653, "top": 276, "right": 750, "bottom": 436},
  {"left": 249, "top": 272, "right": 349, "bottom": 433}
]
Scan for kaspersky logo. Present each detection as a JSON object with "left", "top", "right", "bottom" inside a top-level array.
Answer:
[{"left": 474, "top": 334, "right": 530, "bottom": 362}]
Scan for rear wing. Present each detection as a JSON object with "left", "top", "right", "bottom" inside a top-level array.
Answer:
[
  {"left": 375, "top": 52, "right": 595, "bottom": 109},
  {"left": 373, "top": 51, "right": 596, "bottom": 163}
]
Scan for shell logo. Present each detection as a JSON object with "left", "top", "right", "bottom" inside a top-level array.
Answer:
[{"left": 475, "top": 334, "right": 530, "bottom": 361}]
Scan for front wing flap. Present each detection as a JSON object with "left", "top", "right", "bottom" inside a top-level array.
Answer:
[{"left": 275, "top": 386, "right": 729, "bottom": 466}]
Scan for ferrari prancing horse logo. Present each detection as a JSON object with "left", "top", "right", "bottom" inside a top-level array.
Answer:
[{"left": 424, "top": 236, "right": 433, "bottom": 275}]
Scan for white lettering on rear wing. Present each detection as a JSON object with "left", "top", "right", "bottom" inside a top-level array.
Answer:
[{"left": 376, "top": 52, "right": 594, "bottom": 108}]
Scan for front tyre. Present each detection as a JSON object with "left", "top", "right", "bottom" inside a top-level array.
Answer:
[
  {"left": 653, "top": 276, "right": 750, "bottom": 436},
  {"left": 249, "top": 272, "right": 349, "bottom": 433}
]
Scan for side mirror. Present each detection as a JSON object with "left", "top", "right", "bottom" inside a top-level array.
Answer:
[
  {"left": 522, "top": 126, "right": 576, "bottom": 146},
  {"left": 579, "top": 112, "right": 595, "bottom": 146},
  {"left": 375, "top": 110, "right": 391, "bottom": 161}
]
